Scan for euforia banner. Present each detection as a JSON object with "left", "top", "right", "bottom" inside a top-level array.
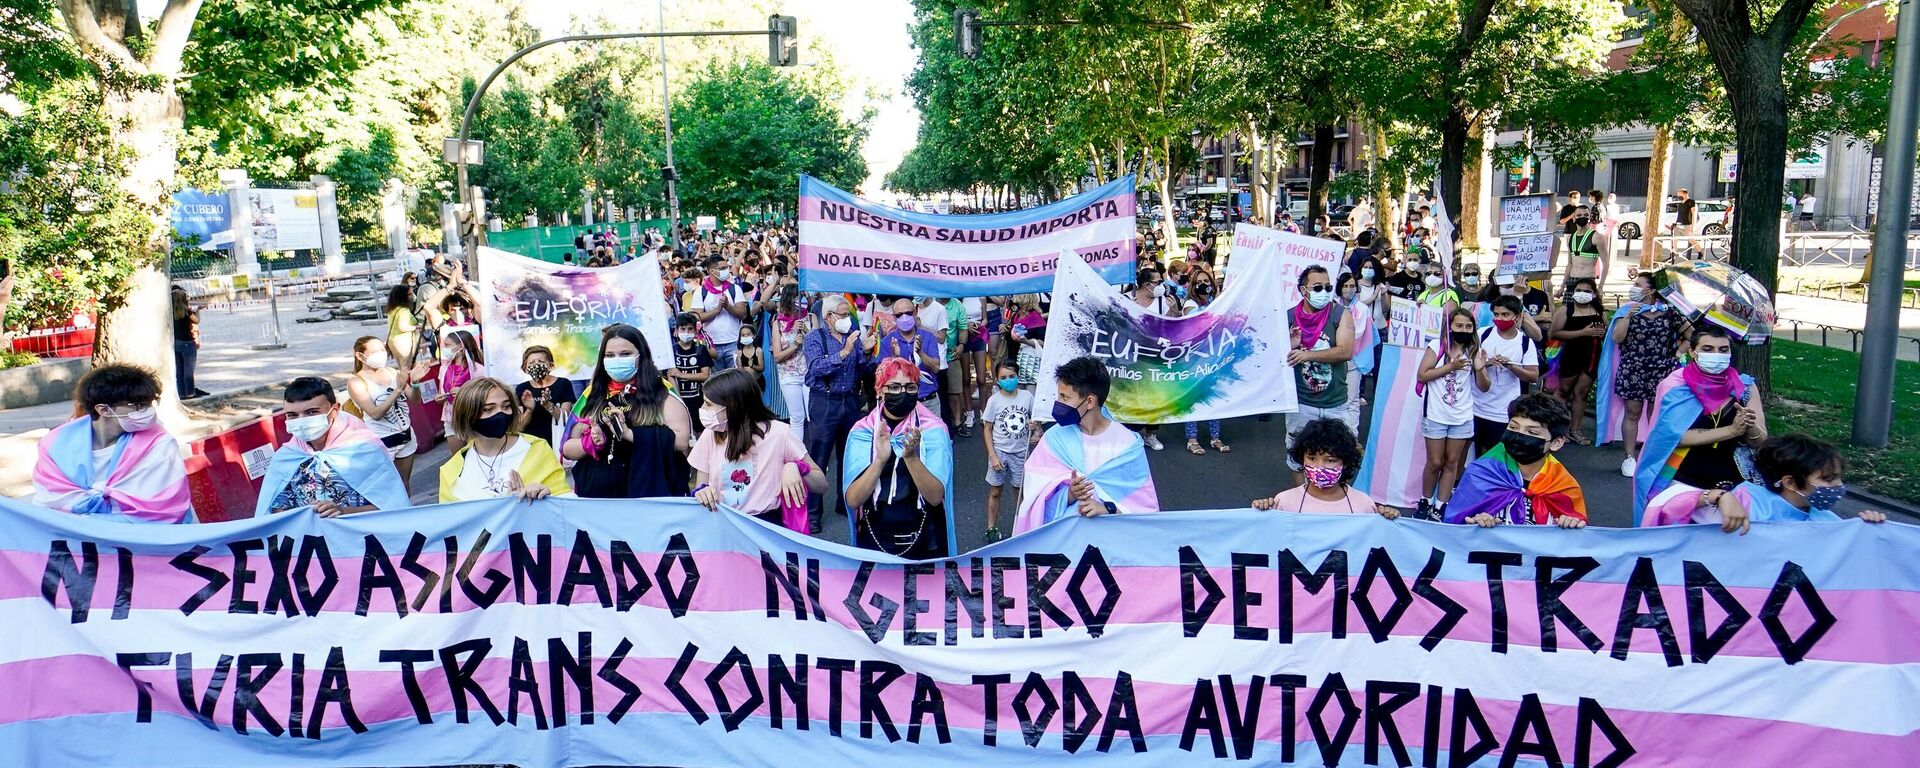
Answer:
[{"left": 0, "top": 495, "right": 1913, "bottom": 766}]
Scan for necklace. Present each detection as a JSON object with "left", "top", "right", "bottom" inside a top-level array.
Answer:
[
  {"left": 472, "top": 440, "right": 512, "bottom": 494},
  {"left": 861, "top": 506, "right": 928, "bottom": 557}
]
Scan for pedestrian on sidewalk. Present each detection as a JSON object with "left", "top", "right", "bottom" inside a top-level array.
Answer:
[
  {"left": 32, "top": 364, "right": 193, "bottom": 523},
  {"left": 170, "top": 285, "right": 209, "bottom": 399}
]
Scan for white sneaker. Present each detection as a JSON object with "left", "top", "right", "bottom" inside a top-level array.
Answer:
[
  {"left": 1620, "top": 458, "right": 1636, "bottom": 477},
  {"left": 1145, "top": 434, "right": 1164, "bottom": 451},
  {"left": 964, "top": 410, "right": 977, "bottom": 428}
]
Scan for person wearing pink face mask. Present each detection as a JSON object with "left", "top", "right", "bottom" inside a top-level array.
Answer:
[{"left": 1253, "top": 418, "right": 1398, "bottom": 518}]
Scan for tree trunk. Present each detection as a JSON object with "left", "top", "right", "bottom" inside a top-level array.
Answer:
[
  {"left": 1308, "top": 124, "right": 1335, "bottom": 234},
  {"left": 1460, "top": 118, "right": 1491, "bottom": 255},
  {"left": 1372, "top": 125, "right": 1401, "bottom": 252},
  {"left": 1724, "top": 56, "right": 1790, "bottom": 390},
  {"left": 1246, "top": 121, "right": 1268, "bottom": 225},
  {"left": 97, "top": 85, "right": 187, "bottom": 421},
  {"left": 1439, "top": 108, "right": 1470, "bottom": 228},
  {"left": 1645, "top": 125, "right": 1674, "bottom": 267}
]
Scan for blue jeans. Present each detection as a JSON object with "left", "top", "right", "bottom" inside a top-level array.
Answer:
[
  {"left": 712, "top": 341, "right": 738, "bottom": 371},
  {"left": 173, "top": 340, "right": 198, "bottom": 394}
]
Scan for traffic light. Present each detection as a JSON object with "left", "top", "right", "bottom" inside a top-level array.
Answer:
[
  {"left": 955, "top": 8, "right": 983, "bottom": 59},
  {"left": 768, "top": 15, "right": 798, "bottom": 67}
]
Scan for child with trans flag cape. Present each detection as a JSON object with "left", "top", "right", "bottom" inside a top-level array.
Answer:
[
  {"left": 254, "top": 410, "right": 410, "bottom": 517},
  {"left": 1014, "top": 356, "right": 1160, "bottom": 534}
]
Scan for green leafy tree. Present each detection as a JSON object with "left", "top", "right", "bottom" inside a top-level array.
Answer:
[{"left": 672, "top": 60, "right": 870, "bottom": 220}]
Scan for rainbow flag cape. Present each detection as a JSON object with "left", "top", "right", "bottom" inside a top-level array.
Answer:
[{"left": 1444, "top": 444, "right": 1588, "bottom": 525}]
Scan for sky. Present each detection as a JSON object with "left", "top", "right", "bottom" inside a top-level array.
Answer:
[
  {"left": 135, "top": 0, "right": 924, "bottom": 195},
  {"left": 543, "top": 0, "right": 922, "bottom": 195}
]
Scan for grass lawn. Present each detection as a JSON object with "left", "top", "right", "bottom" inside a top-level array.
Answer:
[{"left": 1766, "top": 339, "right": 1920, "bottom": 504}]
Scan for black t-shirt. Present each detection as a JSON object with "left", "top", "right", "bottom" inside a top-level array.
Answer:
[
  {"left": 1521, "top": 287, "right": 1551, "bottom": 318},
  {"left": 1674, "top": 199, "right": 1697, "bottom": 226},
  {"left": 574, "top": 235, "right": 587, "bottom": 250},
  {"left": 674, "top": 342, "right": 714, "bottom": 400},
  {"left": 514, "top": 378, "right": 579, "bottom": 443},
  {"left": 1384, "top": 270, "right": 1422, "bottom": 298},
  {"left": 1558, "top": 204, "right": 1579, "bottom": 234}
]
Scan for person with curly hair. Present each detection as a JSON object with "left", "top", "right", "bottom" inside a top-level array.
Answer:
[{"left": 1253, "top": 418, "right": 1398, "bottom": 518}]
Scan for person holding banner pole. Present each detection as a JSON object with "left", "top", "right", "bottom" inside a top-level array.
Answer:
[
  {"left": 1286, "top": 266, "right": 1356, "bottom": 481},
  {"left": 1129, "top": 267, "right": 1182, "bottom": 451},
  {"left": 802, "top": 295, "right": 871, "bottom": 532}
]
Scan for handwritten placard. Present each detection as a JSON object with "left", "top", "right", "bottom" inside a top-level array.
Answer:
[
  {"left": 1501, "top": 233, "right": 1556, "bottom": 273},
  {"left": 1497, "top": 194, "right": 1555, "bottom": 237}
]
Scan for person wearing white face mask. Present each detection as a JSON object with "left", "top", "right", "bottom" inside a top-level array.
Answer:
[
  {"left": 347, "top": 335, "right": 432, "bottom": 488},
  {"left": 1634, "top": 326, "right": 1768, "bottom": 526},
  {"left": 32, "top": 364, "right": 193, "bottom": 523},
  {"left": 565, "top": 323, "right": 693, "bottom": 499},
  {"left": 257, "top": 377, "right": 407, "bottom": 517},
  {"left": 690, "top": 369, "right": 826, "bottom": 533},
  {"left": 1286, "top": 266, "right": 1357, "bottom": 485}
]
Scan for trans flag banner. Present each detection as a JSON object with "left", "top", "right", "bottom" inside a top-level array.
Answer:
[
  {"left": 796, "top": 175, "right": 1136, "bottom": 297},
  {"left": 1034, "top": 248, "right": 1296, "bottom": 424},
  {"left": 0, "top": 495, "right": 1914, "bottom": 766}
]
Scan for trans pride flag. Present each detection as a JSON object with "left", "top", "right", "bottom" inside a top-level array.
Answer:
[
  {"left": 1355, "top": 344, "right": 1430, "bottom": 508},
  {"left": 0, "top": 497, "right": 1914, "bottom": 766}
]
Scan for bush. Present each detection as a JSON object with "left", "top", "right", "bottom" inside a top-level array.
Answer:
[{"left": 0, "top": 349, "right": 41, "bottom": 370}]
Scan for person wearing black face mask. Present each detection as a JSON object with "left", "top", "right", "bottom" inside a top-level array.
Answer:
[
  {"left": 1444, "top": 392, "right": 1588, "bottom": 529},
  {"left": 842, "top": 357, "right": 957, "bottom": 558},
  {"left": 1009, "top": 356, "right": 1160, "bottom": 534},
  {"left": 440, "top": 378, "right": 571, "bottom": 503}
]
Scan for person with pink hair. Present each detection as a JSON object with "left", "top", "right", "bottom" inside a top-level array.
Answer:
[{"left": 841, "top": 356, "right": 956, "bottom": 558}]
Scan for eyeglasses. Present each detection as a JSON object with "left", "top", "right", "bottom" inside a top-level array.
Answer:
[
  {"left": 1305, "top": 285, "right": 1333, "bottom": 294},
  {"left": 880, "top": 383, "right": 916, "bottom": 394}
]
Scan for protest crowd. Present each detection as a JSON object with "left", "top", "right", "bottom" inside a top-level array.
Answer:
[{"left": 33, "top": 197, "right": 1885, "bottom": 559}]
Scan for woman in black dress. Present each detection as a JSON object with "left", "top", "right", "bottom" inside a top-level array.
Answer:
[
  {"left": 561, "top": 324, "right": 693, "bottom": 498},
  {"left": 1551, "top": 277, "right": 1607, "bottom": 444}
]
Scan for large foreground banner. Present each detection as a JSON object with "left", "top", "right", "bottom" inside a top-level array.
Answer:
[
  {"left": 1034, "top": 249, "right": 1295, "bottom": 424},
  {"left": 475, "top": 246, "right": 673, "bottom": 384},
  {"left": 796, "top": 175, "right": 1136, "bottom": 297},
  {"left": 0, "top": 497, "right": 1913, "bottom": 766}
]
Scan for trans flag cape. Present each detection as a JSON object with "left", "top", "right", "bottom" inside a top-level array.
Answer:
[
  {"left": 842, "top": 403, "right": 958, "bottom": 556},
  {"left": 252, "top": 412, "right": 410, "bottom": 517},
  {"left": 1634, "top": 368, "right": 1753, "bottom": 526},
  {"left": 1731, "top": 480, "right": 1843, "bottom": 523},
  {"left": 31, "top": 417, "right": 192, "bottom": 524},
  {"left": 1348, "top": 297, "right": 1379, "bottom": 376},
  {"left": 1012, "top": 418, "right": 1160, "bottom": 534},
  {"left": 1444, "top": 444, "right": 1588, "bottom": 525}
]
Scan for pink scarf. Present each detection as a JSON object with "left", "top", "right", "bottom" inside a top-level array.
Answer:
[
  {"left": 1293, "top": 302, "right": 1334, "bottom": 346},
  {"left": 702, "top": 278, "right": 732, "bottom": 296},
  {"left": 1681, "top": 362, "right": 1745, "bottom": 413}
]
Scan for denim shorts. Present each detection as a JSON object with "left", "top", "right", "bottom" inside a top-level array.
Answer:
[{"left": 1420, "top": 418, "right": 1474, "bottom": 440}]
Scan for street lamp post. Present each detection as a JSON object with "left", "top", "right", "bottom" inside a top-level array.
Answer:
[
  {"left": 453, "top": 17, "right": 799, "bottom": 275},
  {"left": 1854, "top": 0, "right": 1917, "bottom": 448}
]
